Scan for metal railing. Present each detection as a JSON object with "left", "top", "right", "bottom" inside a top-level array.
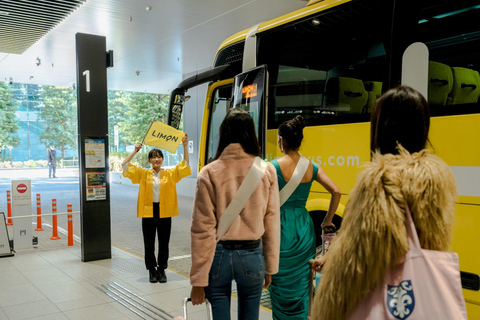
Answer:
[{"left": 60, "top": 158, "right": 78, "bottom": 168}]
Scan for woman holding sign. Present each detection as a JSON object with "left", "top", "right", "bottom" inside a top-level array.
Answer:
[
  {"left": 269, "top": 116, "right": 341, "bottom": 320},
  {"left": 122, "top": 134, "right": 191, "bottom": 283}
]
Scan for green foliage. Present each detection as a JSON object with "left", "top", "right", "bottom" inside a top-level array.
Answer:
[
  {"left": 38, "top": 86, "right": 77, "bottom": 159},
  {"left": 118, "top": 92, "right": 169, "bottom": 145},
  {"left": 0, "top": 82, "right": 20, "bottom": 148},
  {"left": 0, "top": 159, "right": 49, "bottom": 168},
  {"left": 108, "top": 91, "right": 129, "bottom": 150},
  {"left": 109, "top": 151, "right": 150, "bottom": 172}
]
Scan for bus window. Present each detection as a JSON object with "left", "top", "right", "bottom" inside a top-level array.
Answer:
[
  {"left": 206, "top": 85, "right": 232, "bottom": 164},
  {"left": 257, "top": 0, "right": 392, "bottom": 129},
  {"left": 414, "top": 1, "right": 480, "bottom": 116}
]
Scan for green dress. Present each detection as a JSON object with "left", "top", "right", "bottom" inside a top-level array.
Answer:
[{"left": 269, "top": 159, "right": 317, "bottom": 320}]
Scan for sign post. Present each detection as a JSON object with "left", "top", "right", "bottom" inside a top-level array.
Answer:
[
  {"left": 114, "top": 125, "right": 119, "bottom": 152},
  {"left": 11, "top": 180, "right": 32, "bottom": 250},
  {"left": 76, "top": 33, "right": 111, "bottom": 262}
]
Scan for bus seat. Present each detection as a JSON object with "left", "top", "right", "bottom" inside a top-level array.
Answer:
[
  {"left": 448, "top": 67, "right": 480, "bottom": 105},
  {"left": 325, "top": 77, "right": 368, "bottom": 113},
  {"left": 364, "top": 81, "right": 382, "bottom": 112},
  {"left": 428, "top": 61, "right": 453, "bottom": 106}
]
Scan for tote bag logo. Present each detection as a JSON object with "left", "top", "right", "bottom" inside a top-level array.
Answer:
[{"left": 386, "top": 280, "right": 415, "bottom": 319}]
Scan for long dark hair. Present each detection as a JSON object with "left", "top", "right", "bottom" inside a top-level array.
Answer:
[
  {"left": 370, "top": 86, "right": 430, "bottom": 155},
  {"left": 214, "top": 108, "right": 261, "bottom": 159},
  {"left": 278, "top": 115, "right": 307, "bottom": 151}
]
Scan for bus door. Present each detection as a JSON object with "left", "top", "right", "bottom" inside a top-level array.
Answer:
[{"left": 202, "top": 79, "right": 234, "bottom": 168}]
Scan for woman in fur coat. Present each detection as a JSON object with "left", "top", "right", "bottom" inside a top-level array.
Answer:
[{"left": 311, "top": 86, "right": 457, "bottom": 320}]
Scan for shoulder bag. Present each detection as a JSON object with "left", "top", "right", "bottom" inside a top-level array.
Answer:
[{"left": 348, "top": 204, "right": 468, "bottom": 319}]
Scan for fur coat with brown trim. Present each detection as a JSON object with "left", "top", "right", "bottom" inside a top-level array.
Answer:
[{"left": 311, "top": 148, "right": 457, "bottom": 320}]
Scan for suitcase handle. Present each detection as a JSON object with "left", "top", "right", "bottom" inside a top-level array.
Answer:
[{"left": 182, "top": 297, "right": 213, "bottom": 320}]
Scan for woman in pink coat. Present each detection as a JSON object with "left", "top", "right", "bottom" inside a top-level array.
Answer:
[{"left": 189, "top": 109, "right": 281, "bottom": 320}]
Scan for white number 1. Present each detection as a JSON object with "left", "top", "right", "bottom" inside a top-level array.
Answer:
[{"left": 83, "top": 70, "right": 90, "bottom": 92}]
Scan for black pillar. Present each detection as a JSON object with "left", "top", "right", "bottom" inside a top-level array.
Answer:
[{"left": 75, "top": 33, "right": 111, "bottom": 262}]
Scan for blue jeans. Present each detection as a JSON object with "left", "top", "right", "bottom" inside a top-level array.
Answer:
[
  {"left": 49, "top": 166, "right": 56, "bottom": 177},
  {"left": 205, "top": 241, "right": 265, "bottom": 320}
]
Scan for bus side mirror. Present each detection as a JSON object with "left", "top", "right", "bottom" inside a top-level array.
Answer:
[
  {"left": 168, "top": 89, "right": 191, "bottom": 129},
  {"left": 174, "top": 94, "right": 191, "bottom": 105}
]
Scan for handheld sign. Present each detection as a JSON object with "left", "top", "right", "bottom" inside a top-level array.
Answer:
[{"left": 143, "top": 121, "right": 185, "bottom": 153}]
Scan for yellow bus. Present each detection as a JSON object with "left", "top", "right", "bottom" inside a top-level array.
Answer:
[{"left": 168, "top": 0, "right": 480, "bottom": 315}]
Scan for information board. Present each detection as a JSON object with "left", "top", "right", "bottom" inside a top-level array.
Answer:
[
  {"left": 85, "top": 138, "right": 106, "bottom": 168},
  {"left": 86, "top": 172, "right": 107, "bottom": 201}
]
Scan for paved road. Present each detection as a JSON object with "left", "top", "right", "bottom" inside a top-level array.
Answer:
[{"left": 0, "top": 167, "right": 194, "bottom": 276}]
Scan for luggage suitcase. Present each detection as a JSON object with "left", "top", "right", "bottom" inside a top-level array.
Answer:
[
  {"left": 182, "top": 297, "right": 213, "bottom": 320},
  {"left": 308, "top": 227, "right": 336, "bottom": 319}
]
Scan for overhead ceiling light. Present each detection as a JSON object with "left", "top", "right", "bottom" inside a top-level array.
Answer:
[
  {"left": 0, "top": 11, "right": 9, "bottom": 16},
  {"left": 311, "top": 18, "right": 320, "bottom": 26},
  {"left": 146, "top": 6, "right": 152, "bottom": 11},
  {"left": 36, "top": 57, "right": 41, "bottom": 66}
]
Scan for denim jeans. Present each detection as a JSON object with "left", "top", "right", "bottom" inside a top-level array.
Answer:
[
  {"left": 205, "top": 241, "right": 265, "bottom": 320},
  {"left": 49, "top": 166, "right": 56, "bottom": 177}
]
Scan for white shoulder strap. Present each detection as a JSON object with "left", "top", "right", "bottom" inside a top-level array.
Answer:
[
  {"left": 279, "top": 156, "right": 310, "bottom": 206},
  {"left": 216, "top": 157, "right": 268, "bottom": 242}
]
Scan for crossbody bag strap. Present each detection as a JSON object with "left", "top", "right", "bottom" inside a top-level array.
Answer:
[
  {"left": 279, "top": 156, "right": 310, "bottom": 206},
  {"left": 405, "top": 203, "right": 422, "bottom": 253},
  {"left": 216, "top": 157, "right": 268, "bottom": 242}
]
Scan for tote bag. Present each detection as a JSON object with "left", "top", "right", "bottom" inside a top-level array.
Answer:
[{"left": 348, "top": 205, "right": 467, "bottom": 320}]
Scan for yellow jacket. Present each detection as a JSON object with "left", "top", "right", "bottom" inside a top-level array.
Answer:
[{"left": 123, "top": 160, "right": 192, "bottom": 218}]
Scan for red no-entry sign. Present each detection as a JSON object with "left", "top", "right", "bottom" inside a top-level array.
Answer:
[{"left": 16, "top": 183, "right": 28, "bottom": 194}]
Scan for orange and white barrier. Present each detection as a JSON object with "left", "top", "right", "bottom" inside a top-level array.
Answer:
[
  {"left": 67, "top": 204, "right": 73, "bottom": 246},
  {"left": 35, "top": 193, "right": 44, "bottom": 231},
  {"left": 50, "top": 199, "right": 60, "bottom": 240},
  {"left": 6, "top": 190, "right": 12, "bottom": 225}
]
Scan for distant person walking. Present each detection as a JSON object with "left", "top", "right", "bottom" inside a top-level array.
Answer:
[{"left": 47, "top": 145, "right": 57, "bottom": 178}]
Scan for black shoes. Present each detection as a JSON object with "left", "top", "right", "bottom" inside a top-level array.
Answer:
[
  {"left": 157, "top": 268, "right": 167, "bottom": 283},
  {"left": 149, "top": 269, "right": 158, "bottom": 283},
  {"left": 148, "top": 268, "right": 167, "bottom": 283}
]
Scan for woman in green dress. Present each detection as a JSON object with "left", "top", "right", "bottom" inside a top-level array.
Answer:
[{"left": 269, "top": 115, "right": 341, "bottom": 319}]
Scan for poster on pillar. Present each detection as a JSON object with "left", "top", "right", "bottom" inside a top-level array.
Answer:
[
  {"left": 86, "top": 172, "right": 107, "bottom": 201},
  {"left": 85, "top": 139, "right": 106, "bottom": 168}
]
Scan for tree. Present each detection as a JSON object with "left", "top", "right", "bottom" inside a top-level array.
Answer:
[
  {"left": 38, "top": 86, "right": 77, "bottom": 159},
  {"left": 108, "top": 90, "right": 130, "bottom": 151},
  {"left": 0, "top": 82, "right": 20, "bottom": 159},
  {"left": 119, "top": 92, "right": 169, "bottom": 145}
]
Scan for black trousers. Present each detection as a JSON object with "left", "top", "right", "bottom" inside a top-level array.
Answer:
[{"left": 142, "top": 203, "right": 171, "bottom": 271}]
